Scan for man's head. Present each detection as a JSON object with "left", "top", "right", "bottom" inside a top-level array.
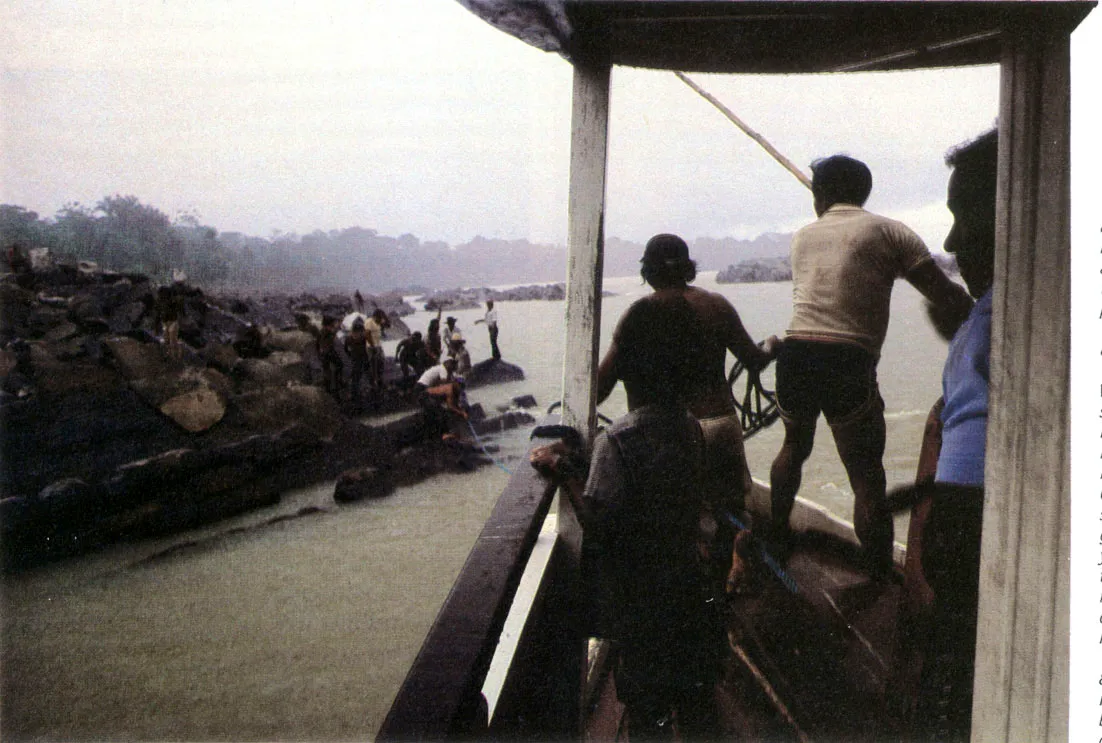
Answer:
[
  {"left": 810, "top": 155, "right": 872, "bottom": 215},
  {"left": 446, "top": 316, "right": 457, "bottom": 328},
  {"left": 412, "top": 331, "right": 422, "bottom": 340},
  {"left": 352, "top": 317, "right": 365, "bottom": 331},
  {"left": 640, "top": 233, "right": 697, "bottom": 289},
  {"left": 442, "top": 357, "right": 458, "bottom": 374},
  {"left": 486, "top": 300, "right": 494, "bottom": 310},
  {"left": 945, "top": 129, "right": 997, "bottom": 298},
  {"left": 372, "top": 308, "right": 389, "bottom": 326}
]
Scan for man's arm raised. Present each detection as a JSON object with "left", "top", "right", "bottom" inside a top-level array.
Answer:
[{"left": 904, "top": 260, "right": 974, "bottom": 341}]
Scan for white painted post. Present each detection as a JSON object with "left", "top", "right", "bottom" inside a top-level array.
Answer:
[
  {"left": 972, "top": 22, "right": 1071, "bottom": 743},
  {"left": 560, "top": 57, "right": 611, "bottom": 454}
]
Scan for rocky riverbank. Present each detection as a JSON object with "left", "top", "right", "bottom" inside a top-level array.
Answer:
[{"left": 0, "top": 257, "right": 536, "bottom": 571}]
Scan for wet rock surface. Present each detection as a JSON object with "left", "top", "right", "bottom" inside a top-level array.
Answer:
[{"left": 0, "top": 260, "right": 537, "bottom": 570}]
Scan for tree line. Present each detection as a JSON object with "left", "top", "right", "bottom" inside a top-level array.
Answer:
[{"left": 0, "top": 196, "right": 568, "bottom": 294}]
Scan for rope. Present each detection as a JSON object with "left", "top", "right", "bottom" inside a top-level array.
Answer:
[
  {"left": 465, "top": 419, "right": 513, "bottom": 475},
  {"left": 724, "top": 512, "right": 799, "bottom": 595}
]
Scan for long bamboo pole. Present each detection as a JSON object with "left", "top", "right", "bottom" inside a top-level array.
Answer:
[{"left": 674, "top": 71, "right": 813, "bottom": 191}]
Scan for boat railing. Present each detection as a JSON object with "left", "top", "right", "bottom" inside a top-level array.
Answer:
[{"left": 377, "top": 417, "right": 580, "bottom": 740}]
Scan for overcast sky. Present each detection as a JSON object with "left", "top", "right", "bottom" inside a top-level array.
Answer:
[{"left": 2, "top": 1, "right": 1099, "bottom": 252}]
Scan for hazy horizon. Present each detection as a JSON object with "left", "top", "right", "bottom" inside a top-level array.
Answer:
[{"left": 5, "top": 1, "right": 1097, "bottom": 257}]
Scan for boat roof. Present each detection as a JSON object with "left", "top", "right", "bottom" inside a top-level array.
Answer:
[{"left": 458, "top": 1, "right": 1094, "bottom": 73}]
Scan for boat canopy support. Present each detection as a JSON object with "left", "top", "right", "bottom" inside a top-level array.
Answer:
[{"left": 975, "top": 19, "right": 1072, "bottom": 741}]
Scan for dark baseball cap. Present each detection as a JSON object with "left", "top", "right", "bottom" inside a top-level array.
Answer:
[{"left": 641, "top": 233, "right": 690, "bottom": 264}]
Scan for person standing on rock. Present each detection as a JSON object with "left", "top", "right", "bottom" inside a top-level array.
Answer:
[
  {"left": 426, "top": 308, "right": 443, "bottom": 364},
  {"left": 155, "top": 285, "right": 185, "bottom": 361},
  {"left": 443, "top": 316, "right": 461, "bottom": 356},
  {"left": 317, "top": 315, "right": 344, "bottom": 400},
  {"left": 448, "top": 333, "right": 472, "bottom": 376},
  {"left": 344, "top": 317, "right": 370, "bottom": 406},
  {"left": 363, "top": 309, "right": 389, "bottom": 394},
  {"left": 474, "top": 299, "right": 501, "bottom": 360}
]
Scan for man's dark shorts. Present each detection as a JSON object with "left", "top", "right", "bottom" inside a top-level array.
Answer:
[{"left": 775, "top": 339, "right": 883, "bottom": 426}]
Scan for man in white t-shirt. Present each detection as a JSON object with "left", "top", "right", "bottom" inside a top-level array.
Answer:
[
  {"left": 474, "top": 300, "right": 501, "bottom": 360},
  {"left": 416, "top": 357, "right": 466, "bottom": 420},
  {"left": 770, "top": 154, "right": 973, "bottom": 577}
]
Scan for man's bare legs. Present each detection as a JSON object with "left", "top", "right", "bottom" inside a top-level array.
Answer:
[
  {"left": 770, "top": 406, "right": 891, "bottom": 576},
  {"left": 831, "top": 406, "right": 891, "bottom": 576},
  {"left": 769, "top": 416, "right": 816, "bottom": 555}
]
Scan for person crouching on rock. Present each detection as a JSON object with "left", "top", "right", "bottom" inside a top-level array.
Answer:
[{"left": 416, "top": 357, "right": 468, "bottom": 436}]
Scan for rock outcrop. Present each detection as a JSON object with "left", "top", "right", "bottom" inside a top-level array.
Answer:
[
  {"left": 0, "top": 257, "right": 538, "bottom": 570},
  {"left": 716, "top": 256, "right": 792, "bottom": 284}
]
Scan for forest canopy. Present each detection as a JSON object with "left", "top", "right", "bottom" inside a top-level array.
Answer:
[
  {"left": 1, "top": 197, "right": 816, "bottom": 293},
  {"left": 0, "top": 197, "right": 566, "bottom": 293}
]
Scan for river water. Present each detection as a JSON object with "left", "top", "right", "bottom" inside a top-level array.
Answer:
[{"left": 1, "top": 272, "right": 946, "bottom": 740}]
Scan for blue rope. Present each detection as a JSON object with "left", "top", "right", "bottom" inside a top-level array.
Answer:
[
  {"left": 466, "top": 420, "right": 513, "bottom": 475},
  {"left": 724, "top": 512, "right": 799, "bottom": 595}
]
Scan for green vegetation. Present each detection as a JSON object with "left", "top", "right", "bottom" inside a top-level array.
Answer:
[
  {"left": 1, "top": 198, "right": 237, "bottom": 287},
  {"left": 0, "top": 197, "right": 565, "bottom": 293}
]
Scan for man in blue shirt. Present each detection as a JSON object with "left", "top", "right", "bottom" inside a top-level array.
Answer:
[{"left": 905, "top": 128, "right": 997, "bottom": 741}]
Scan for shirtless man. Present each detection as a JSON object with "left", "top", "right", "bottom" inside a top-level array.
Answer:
[
  {"left": 596, "top": 233, "right": 776, "bottom": 524},
  {"left": 531, "top": 260, "right": 727, "bottom": 736}
]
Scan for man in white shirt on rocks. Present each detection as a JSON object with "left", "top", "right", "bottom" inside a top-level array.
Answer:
[{"left": 475, "top": 300, "right": 501, "bottom": 360}]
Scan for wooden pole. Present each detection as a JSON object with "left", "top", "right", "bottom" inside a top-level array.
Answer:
[
  {"left": 674, "top": 71, "right": 812, "bottom": 191},
  {"left": 971, "top": 20, "right": 1071, "bottom": 743}
]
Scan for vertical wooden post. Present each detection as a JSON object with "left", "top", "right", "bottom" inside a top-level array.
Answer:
[
  {"left": 554, "top": 45, "right": 611, "bottom": 737},
  {"left": 560, "top": 57, "right": 611, "bottom": 452},
  {"left": 972, "top": 22, "right": 1071, "bottom": 743},
  {"left": 559, "top": 43, "right": 611, "bottom": 551}
]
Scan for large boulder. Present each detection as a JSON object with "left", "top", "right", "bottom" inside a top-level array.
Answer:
[
  {"left": 158, "top": 388, "right": 227, "bottom": 433},
  {"left": 130, "top": 367, "right": 231, "bottom": 432},
  {"left": 105, "top": 336, "right": 171, "bottom": 380},
  {"left": 227, "top": 384, "right": 343, "bottom": 441},
  {"left": 27, "top": 342, "right": 122, "bottom": 395},
  {"left": 235, "top": 355, "right": 305, "bottom": 389},
  {"left": 266, "top": 329, "right": 314, "bottom": 354},
  {"left": 464, "top": 359, "right": 525, "bottom": 388}
]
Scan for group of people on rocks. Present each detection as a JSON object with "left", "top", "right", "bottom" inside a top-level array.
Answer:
[
  {"left": 410, "top": 302, "right": 500, "bottom": 430},
  {"left": 530, "top": 130, "right": 997, "bottom": 739},
  {"left": 316, "top": 307, "right": 392, "bottom": 405},
  {"left": 313, "top": 294, "right": 503, "bottom": 426}
]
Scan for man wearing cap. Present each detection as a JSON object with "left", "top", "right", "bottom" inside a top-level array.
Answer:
[
  {"left": 443, "top": 316, "right": 461, "bottom": 356},
  {"left": 532, "top": 267, "right": 725, "bottom": 737},
  {"left": 769, "top": 154, "right": 973, "bottom": 578},
  {"left": 448, "top": 332, "right": 472, "bottom": 376},
  {"left": 596, "top": 233, "right": 777, "bottom": 592}
]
